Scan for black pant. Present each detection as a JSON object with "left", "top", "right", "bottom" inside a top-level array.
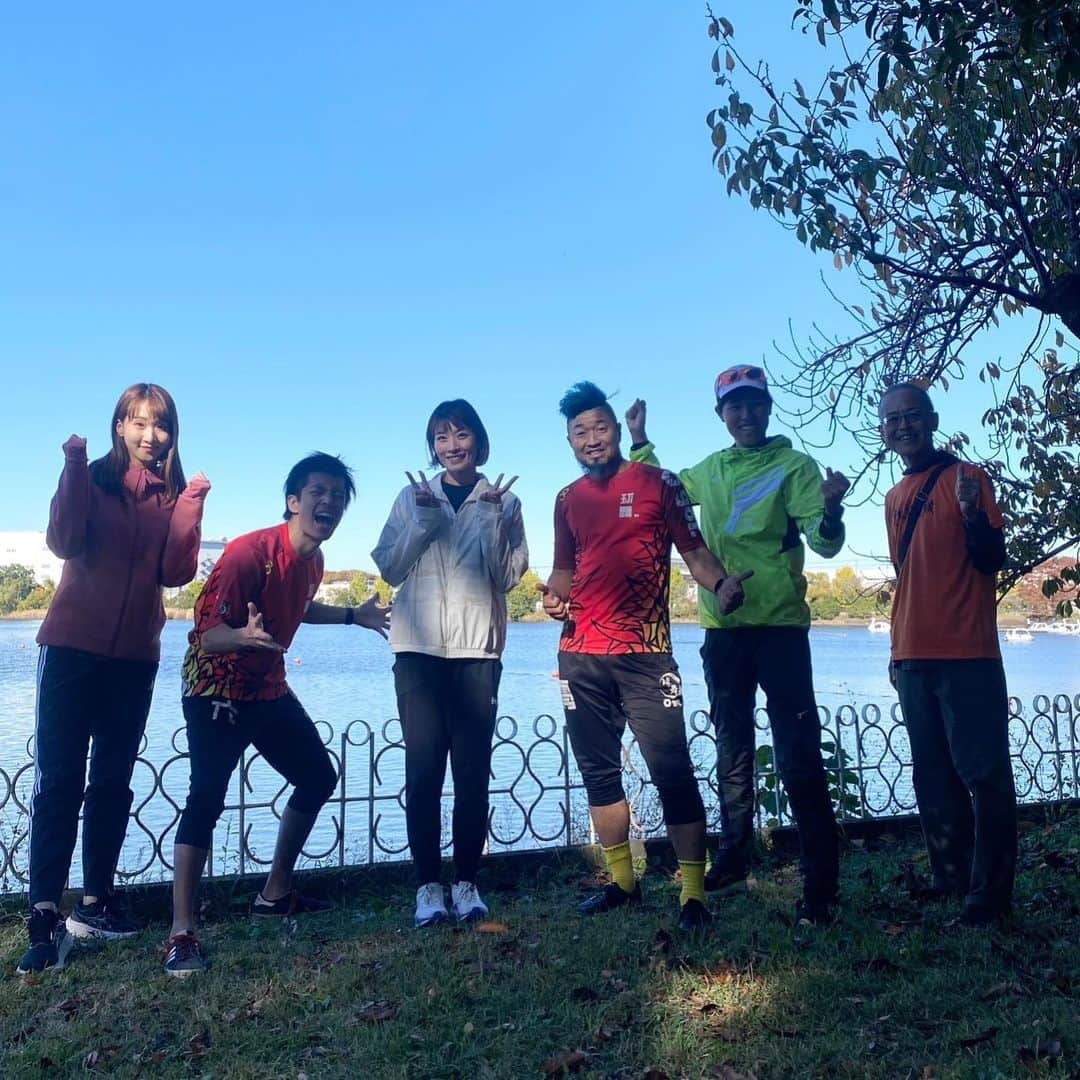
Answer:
[
  {"left": 29, "top": 645, "right": 157, "bottom": 906},
  {"left": 702, "top": 627, "right": 838, "bottom": 903},
  {"left": 394, "top": 653, "right": 501, "bottom": 885},
  {"left": 895, "top": 658, "right": 1016, "bottom": 913},
  {"left": 559, "top": 651, "right": 705, "bottom": 826},
  {"left": 176, "top": 691, "right": 337, "bottom": 849}
]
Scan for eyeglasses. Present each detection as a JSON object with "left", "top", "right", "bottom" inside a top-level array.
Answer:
[{"left": 881, "top": 409, "right": 928, "bottom": 429}]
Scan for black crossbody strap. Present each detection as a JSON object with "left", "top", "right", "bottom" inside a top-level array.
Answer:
[{"left": 895, "top": 461, "right": 951, "bottom": 572}]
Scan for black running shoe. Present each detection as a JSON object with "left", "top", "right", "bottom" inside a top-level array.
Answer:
[
  {"left": 704, "top": 853, "right": 749, "bottom": 893},
  {"left": 17, "top": 907, "right": 73, "bottom": 975},
  {"left": 67, "top": 894, "right": 142, "bottom": 940},
  {"left": 251, "top": 890, "right": 333, "bottom": 917},
  {"left": 163, "top": 932, "right": 207, "bottom": 977},
  {"left": 677, "top": 898, "right": 713, "bottom": 932},
  {"left": 577, "top": 882, "right": 642, "bottom": 916}
]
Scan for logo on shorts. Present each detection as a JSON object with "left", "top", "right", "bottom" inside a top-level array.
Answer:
[
  {"left": 218, "top": 601, "right": 230, "bottom": 617},
  {"left": 619, "top": 492, "right": 635, "bottom": 519},
  {"left": 559, "top": 679, "right": 577, "bottom": 711},
  {"left": 658, "top": 671, "right": 683, "bottom": 709}
]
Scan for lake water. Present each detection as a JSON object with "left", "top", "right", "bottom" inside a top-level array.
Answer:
[{"left": 1, "top": 618, "right": 1077, "bottom": 889}]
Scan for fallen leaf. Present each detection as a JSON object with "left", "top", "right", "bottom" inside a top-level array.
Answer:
[
  {"left": 188, "top": 1031, "right": 212, "bottom": 1056},
  {"left": 595, "top": 1024, "right": 621, "bottom": 1042},
  {"left": 475, "top": 921, "right": 510, "bottom": 934},
  {"left": 463, "top": 1022, "right": 475, "bottom": 1036},
  {"left": 541, "top": 1048, "right": 588, "bottom": 1074},
  {"left": 355, "top": 1000, "right": 401, "bottom": 1024},
  {"left": 957, "top": 1027, "right": 998, "bottom": 1050}
]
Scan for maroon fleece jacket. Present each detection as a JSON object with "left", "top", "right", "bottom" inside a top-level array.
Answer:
[{"left": 37, "top": 438, "right": 210, "bottom": 663}]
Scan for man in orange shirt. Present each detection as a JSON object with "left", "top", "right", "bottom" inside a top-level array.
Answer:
[{"left": 880, "top": 383, "right": 1016, "bottom": 926}]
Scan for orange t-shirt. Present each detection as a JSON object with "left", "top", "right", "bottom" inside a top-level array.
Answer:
[{"left": 885, "top": 458, "right": 1003, "bottom": 661}]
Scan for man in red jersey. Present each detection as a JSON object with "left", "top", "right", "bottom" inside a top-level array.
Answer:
[
  {"left": 542, "top": 382, "right": 749, "bottom": 931},
  {"left": 164, "top": 453, "right": 390, "bottom": 976},
  {"left": 880, "top": 383, "right": 1015, "bottom": 927}
]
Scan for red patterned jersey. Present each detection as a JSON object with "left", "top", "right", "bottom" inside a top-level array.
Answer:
[
  {"left": 553, "top": 462, "right": 704, "bottom": 654},
  {"left": 181, "top": 523, "right": 323, "bottom": 701}
]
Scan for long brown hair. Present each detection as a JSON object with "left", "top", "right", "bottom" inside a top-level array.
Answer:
[{"left": 89, "top": 383, "right": 187, "bottom": 501}]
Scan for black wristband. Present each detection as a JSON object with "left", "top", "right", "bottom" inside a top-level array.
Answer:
[{"left": 344, "top": 606, "right": 354, "bottom": 626}]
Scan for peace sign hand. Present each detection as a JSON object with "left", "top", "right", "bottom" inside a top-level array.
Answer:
[
  {"left": 479, "top": 474, "right": 519, "bottom": 506},
  {"left": 241, "top": 602, "right": 285, "bottom": 652},
  {"left": 955, "top": 464, "right": 980, "bottom": 520},
  {"left": 406, "top": 470, "right": 439, "bottom": 508}
]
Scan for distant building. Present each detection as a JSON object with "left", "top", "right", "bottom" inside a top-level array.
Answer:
[
  {"left": 0, "top": 532, "right": 64, "bottom": 586},
  {"left": 0, "top": 531, "right": 228, "bottom": 590}
]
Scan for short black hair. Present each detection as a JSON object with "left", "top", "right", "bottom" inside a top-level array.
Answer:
[
  {"left": 282, "top": 453, "right": 356, "bottom": 520},
  {"left": 426, "top": 399, "right": 490, "bottom": 468},
  {"left": 559, "top": 381, "right": 617, "bottom": 424},
  {"left": 879, "top": 381, "right": 935, "bottom": 416}
]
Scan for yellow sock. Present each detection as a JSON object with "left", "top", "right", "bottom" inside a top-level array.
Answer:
[
  {"left": 602, "top": 841, "right": 636, "bottom": 894},
  {"left": 679, "top": 860, "right": 706, "bottom": 906}
]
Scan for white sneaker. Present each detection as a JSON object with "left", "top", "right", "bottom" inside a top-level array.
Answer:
[
  {"left": 450, "top": 881, "right": 488, "bottom": 923},
  {"left": 415, "top": 883, "right": 448, "bottom": 928}
]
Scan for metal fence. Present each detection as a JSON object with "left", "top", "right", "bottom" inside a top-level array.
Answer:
[{"left": 1, "top": 692, "right": 1078, "bottom": 892}]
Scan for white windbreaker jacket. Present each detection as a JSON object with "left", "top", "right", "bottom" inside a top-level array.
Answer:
[{"left": 372, "top": 473, "right": 529, "bottom": 659}]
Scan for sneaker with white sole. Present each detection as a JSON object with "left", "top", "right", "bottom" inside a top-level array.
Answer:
[
  {"left": 450, "top": 881, "right": 488, "bottom": 923},
  {"left": 66, "top": 894, "right": 142, "bottom": 940},
  {"left": 414, "top": 883, "right": 448, "bottom": 928},
  {"left": 17, "top": 907, "right": 73, "bottom": 975},
  {"left": 163, "top": 932, "right": 207, "bottom": 977}
]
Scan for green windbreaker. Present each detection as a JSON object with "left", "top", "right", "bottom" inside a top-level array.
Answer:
[{"left": 630, "top": 436, "right": 844, "bottom": 629}]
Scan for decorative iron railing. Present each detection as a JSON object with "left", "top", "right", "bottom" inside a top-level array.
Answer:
[{"left": 1, "top": 693, "right": 1077, "bottom": 892}]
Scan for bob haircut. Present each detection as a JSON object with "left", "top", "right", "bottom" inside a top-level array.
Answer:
[
  {"left": 558, "top": 381, "right": 617, "bottom": 425},
  {"left": 90, "top": 383, "right": 187, "bottom": 501},
  {"left": 282, "top": 453, "right": 357, "bottom": 521},
  {"left": 426, "top": 399, "right": 490, "bottom": 469}
]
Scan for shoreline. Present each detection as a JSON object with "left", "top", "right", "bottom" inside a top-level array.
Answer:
[{"left": 0, "top": 610, "right": 1049, "bottom": 629}]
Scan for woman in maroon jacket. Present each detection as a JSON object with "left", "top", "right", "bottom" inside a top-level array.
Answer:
[{"left": 18, "top": 383, "right": 210, "bottom": 976}]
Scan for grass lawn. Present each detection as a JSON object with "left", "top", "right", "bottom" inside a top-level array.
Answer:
[{"left": 1, "top": 811, "right": 1077, "bottom": 1079}]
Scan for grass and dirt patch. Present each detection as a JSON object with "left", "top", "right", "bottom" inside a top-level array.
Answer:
[{"left": 1, "top": 811, "right": 1077, "bottom": 1078}]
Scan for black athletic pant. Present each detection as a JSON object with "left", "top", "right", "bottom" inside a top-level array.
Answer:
[
  {"left": 895, "top": 658, "right": 1016, "bottom": 914},
  {"left": 393, "top": 653, "right": 501, "bottom": 886},
  {"left": 702, "top": 626, "right": 839, "bottom": 903},
  {"left": 29, "top": 645, "right": 157, "bottom": 906},
  {"left": 176, "top": 691, "right": 337, "bottom": 850}
]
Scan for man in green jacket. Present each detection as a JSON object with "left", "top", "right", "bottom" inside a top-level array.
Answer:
[{"left": 627, "top": 365, "right": 849, "bottom": 923}]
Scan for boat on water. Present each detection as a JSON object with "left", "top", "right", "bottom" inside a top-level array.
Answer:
[
  {"left": 867, "top": 618, "right": 891, "bottom": 634},
  {"left": 1004, "top": 628, "right": 1034, "bottom": 644}
]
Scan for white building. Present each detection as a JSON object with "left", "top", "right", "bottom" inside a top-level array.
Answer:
[
  {"left": 0, "top": 532, "right": 64, "bottom": 586},
  {"left": 0, "top": 531, "right": 228, "bottom": 587}
]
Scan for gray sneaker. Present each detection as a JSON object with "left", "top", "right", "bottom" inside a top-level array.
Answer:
[{"left": 163, "top": 932, "right": 207, "bottom": 977}]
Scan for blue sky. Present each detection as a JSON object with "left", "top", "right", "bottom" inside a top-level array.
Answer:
[{"left": 2, "top": 3, "right": 1029, "bottom": 577}]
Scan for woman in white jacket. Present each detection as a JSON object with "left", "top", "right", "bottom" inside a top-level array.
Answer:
[{"left": 373, "top": 400, "right": 528, "bottom": 927}]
